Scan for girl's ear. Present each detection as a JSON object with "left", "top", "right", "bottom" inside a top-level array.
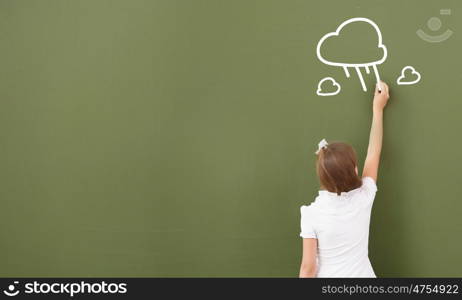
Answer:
[{"left": 355, "top": 166, "right": 358, "bottom": 175}]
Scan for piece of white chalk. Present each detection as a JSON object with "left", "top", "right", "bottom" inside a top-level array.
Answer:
[{"left": 377, "top": 82, "right": 382, "bottom": 92}]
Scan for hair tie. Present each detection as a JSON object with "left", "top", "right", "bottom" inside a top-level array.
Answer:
[{"left": 315, "top": 138, "right": 328, "bottom": 155}]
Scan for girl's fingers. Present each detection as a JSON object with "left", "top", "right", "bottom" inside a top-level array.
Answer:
[
  {"left": 375, "top": 83, "right": 381, "bottom": 94},
  {"left": 380, "top": 81, "right": 389, "bottom": 94}
]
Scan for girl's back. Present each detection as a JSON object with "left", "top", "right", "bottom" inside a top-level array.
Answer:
[{"left": 300, "top": 177, "right": 377, "bottom": 277}]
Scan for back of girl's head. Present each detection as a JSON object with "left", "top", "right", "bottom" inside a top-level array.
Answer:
[{"left": 316, "top": 142, "right": 362, "bottom": 195}]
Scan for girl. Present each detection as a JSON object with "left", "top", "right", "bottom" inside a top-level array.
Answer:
[{"left": 299, "top": 81, "right": 390, "bottom": 278}]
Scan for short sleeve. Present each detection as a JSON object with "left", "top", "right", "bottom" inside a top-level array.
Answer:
[
  {"left": 361, "top": 177, "right": 378, "bottom": 199},
  {"left": 300, "top": 206, "right": 317, "bottom": 239}
]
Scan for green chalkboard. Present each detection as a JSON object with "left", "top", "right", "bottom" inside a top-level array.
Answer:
[{"left": 0, "top": 0, "right": 461, "bottom": 277}]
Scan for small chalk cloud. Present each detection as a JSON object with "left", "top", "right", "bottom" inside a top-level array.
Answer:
[
  {"left": 397, "top": 66, "right": 421, "bottom": 85},
  {"left": 317, "top": 77, "right": 341, "bottom": 96}
]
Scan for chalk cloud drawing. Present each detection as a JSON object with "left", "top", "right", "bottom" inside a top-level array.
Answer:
[
  {"left": 317, "top": 77, "right": 341, "bottom": 96},
  {"left": 316, "top": 17, "right": 387, "bottom": 92},
  {"left": 397, "top": 66, "right": 421, "bottom": 85}
]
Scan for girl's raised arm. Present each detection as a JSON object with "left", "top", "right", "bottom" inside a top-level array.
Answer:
[{"left": 362, "top": 81, "right": 390, "bottom": 182}]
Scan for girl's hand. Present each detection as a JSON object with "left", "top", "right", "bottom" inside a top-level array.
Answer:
[{"left": 373, "top": 81, "right": 390, "bottom": 112}]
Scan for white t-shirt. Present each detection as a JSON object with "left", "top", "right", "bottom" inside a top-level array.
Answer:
[{"left": 300, "top": 177, "right": 377, "bottom": 278}]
